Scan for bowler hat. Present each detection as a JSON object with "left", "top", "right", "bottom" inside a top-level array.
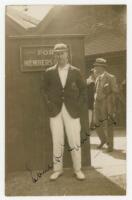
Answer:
[
  {"left": 53, "top": 43, "right": 68, "bottom": 53},
  {"left": 93, "top": 58, "right": 107, "bottom": 68}
]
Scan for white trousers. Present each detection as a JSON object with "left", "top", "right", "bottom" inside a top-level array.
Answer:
[{"left": 50, "top": 104, "right": 81, "bottom": 172}]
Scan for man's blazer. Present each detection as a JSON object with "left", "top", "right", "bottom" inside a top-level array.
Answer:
[
  {"left": 44, "top": 64, "right": 87, "bottom": 118},
  {"left": 94, "top": 71, "right": 118, "bottom": 119}
]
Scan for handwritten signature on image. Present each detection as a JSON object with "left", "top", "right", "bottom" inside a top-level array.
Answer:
[{"left": 26, "top": 114, "right": 116, "bottom": 183}]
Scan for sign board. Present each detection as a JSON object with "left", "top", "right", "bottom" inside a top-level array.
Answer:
[{"left": 20, "top": 45, "right": 54, "bottom": 72}]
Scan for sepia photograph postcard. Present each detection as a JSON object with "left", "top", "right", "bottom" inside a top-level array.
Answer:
[{"left": 1, "top": 0, "right": 129, "bottom": 198}]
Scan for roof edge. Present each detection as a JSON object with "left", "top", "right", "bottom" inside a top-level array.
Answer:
[{"left": 7, "top": 34, "right": 87, "bottom": 39}]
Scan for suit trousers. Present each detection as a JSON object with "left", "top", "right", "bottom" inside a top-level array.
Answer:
[
  {"left": 50, "top": 103, "right": 81, "bottom": 172},
  {"left": 95, "top": 120, "right": 114, "bottom": 149},
  {"left": 94, "top": 100, "right": 114, "bottom": 149}
]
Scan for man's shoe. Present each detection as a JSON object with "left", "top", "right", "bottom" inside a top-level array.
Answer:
[
  {"left": 97, "top": 141, "right": 106, "bottom": 149},
  {"left": 107, "top": 147, "right": 113, "bottom": 152},
  {"left": 74, "top": 170, "right": 85, "bottom": 180},
  {"left": 50, "top": 171, "right": 63, "bottom": 181}
]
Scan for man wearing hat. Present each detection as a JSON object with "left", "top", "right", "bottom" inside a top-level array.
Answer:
[
  {"left": 44, "top": 43, "right": 86, "bottom": 180},
  {"left": 93, "top": 58, "right": 118, "bottom": 152}
]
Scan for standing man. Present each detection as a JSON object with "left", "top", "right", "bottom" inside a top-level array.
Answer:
[
  {"left": 93, "top": 58, "right": 118, "bottom": 152},
  {"left": 44, "top": 43, "right": 86, "bottom": 180}
]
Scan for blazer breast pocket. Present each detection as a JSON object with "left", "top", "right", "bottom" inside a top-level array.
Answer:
[
  {"left": 103, "top": 82, "right": 112, "bottom": 95},
  {"left": 71, "top": 82, "right": 78, "bottom": 90}
]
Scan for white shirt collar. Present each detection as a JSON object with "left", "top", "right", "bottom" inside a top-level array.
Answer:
[{"left": 58, "top": 63, "right": 70, "bottom": 71}]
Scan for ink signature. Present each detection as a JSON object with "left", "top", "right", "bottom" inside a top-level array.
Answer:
[
  {"left": 26, "top": 163, "right": 53, "bottom": 183},
  {"left": 26, "top": 113, "right": 116, "bottom": 183},
  {"left": 62, "top": 113, "right": 116, "bottom": 152},
  {"left": 26, "top": 153, "right": 63, "bottom": 183}
]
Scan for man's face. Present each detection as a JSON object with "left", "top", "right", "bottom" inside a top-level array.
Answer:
[
  {"left": 94, "top": 66, "right": 104, "bottom": 76},
  {"left": 54, "top": 51, "right": 68, "bottom": 66}
]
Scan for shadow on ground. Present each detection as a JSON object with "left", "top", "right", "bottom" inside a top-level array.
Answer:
[
  {"left": 91, "top": 144, "right": 126, "bottom": 160},
  {"left": 102, "top": 149, "right": 126, "bottom": 160},
  {"left": 5, "top": 167, "right": 126, "bottom": 196}
]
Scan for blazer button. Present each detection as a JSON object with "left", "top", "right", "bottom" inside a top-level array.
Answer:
[{"left": 62, "top": 89, "right": 64, "bottom": 92}]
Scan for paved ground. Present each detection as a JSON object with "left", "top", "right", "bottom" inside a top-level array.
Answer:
[
  {"left": 5, "top": 128, "right": 126, "bottom": 196},
  {"left": 90, "top": 128, "right": 126, "bottom": 191}
]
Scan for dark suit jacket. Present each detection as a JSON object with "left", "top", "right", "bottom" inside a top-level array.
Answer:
[
  {"left": 86, "top": 78, "right": 95, "bottom": 110},
  {"left": 44, "top": 64, "right": 87, "bottom": 118},
  {"left": 94, "top": 71, "right": 118, "bottom": 123}
]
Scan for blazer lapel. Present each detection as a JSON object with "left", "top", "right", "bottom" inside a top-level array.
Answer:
[
  {"left": 64, "top": 65, "right": 72, "bottom": 89},
  {"left": 101, "top": 72, "right": 108, "bottom": 86}
]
